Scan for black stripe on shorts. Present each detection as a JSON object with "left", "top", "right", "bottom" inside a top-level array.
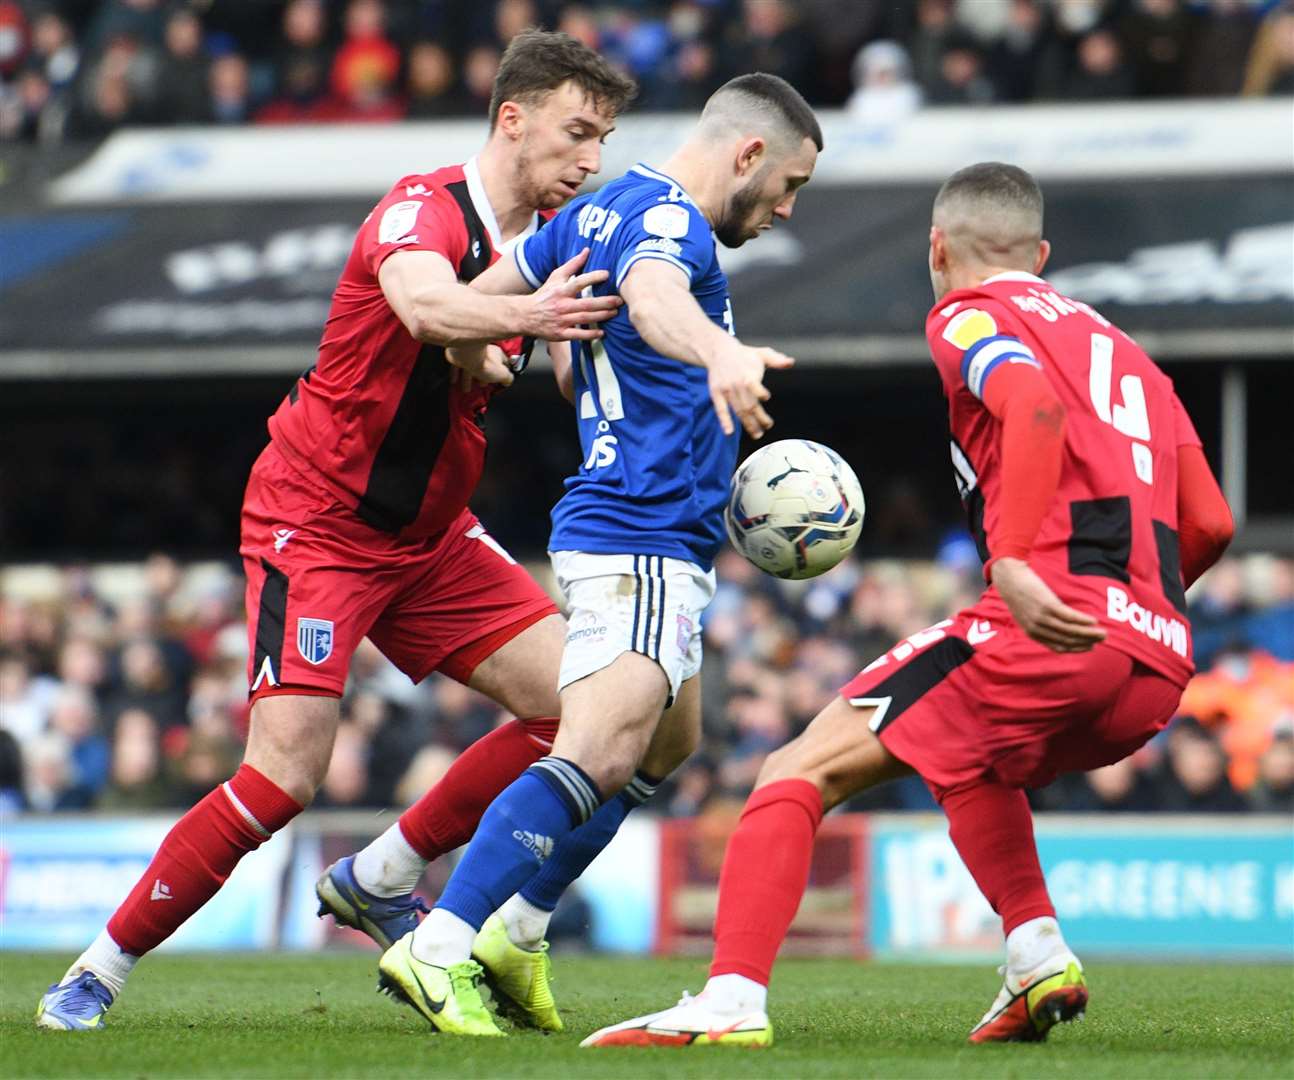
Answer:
[
  {"left": 855, "top": 637, "right": 975, "bottom": 734},
  {"left": 253, "top": 558, "right": 289, "bottom": 686}
]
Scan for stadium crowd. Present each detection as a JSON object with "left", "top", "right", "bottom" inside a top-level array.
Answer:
[
  {"left": 1, "top": 0, "right": 1292, "bottom": 142},
  {"left": 3, "top": 549, "right": 1291, "bottom": 819}
]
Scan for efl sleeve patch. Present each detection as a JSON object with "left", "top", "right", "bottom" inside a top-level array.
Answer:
[
  {"left": 942, "top": 307, "right": 998, "bottom": 350},
  {"left": 378, "top": 200, "right": 420, "bottom": 245},
  {"left": 642, "top": 203, "right": 691, "bottom": 239}
]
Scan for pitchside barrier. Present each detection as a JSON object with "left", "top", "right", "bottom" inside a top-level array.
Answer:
[{"left": 2, "top": 813, "right": 1290, "bottom": 959}]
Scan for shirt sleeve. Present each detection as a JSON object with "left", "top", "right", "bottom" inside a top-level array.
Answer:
[
  {"left": 514, "top": 201, "right": 577, "bottom": 289},
  {"left": 614, "top": 199, "right": 713, "bottom": 289},
  {"left": 359, "top": 184, "right": 467, "bottom": 278},
  {"left": 926, "top": 298, "right": 1042, "bottom": 402},
  {"left": 1170, "top": 390, "right": 1204, "bottom": 449}
]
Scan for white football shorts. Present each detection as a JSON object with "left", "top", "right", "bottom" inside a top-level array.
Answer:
[{"left": 550, "top": 550, "right": 716, "bottom": 704}]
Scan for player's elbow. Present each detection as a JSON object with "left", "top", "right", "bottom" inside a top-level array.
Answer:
[{"left": 1205, "top": 503, "right": 1236, "bottom": 557}]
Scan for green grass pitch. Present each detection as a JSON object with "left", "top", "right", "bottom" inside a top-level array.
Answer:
[{"left": 4, "top": 952, "right": 1291, "bottom": 1078}]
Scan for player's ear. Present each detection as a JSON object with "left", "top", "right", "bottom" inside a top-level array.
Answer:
[
  {"left": 1034, "top": 238, "right": 1051, "bottom": 276},
  {"left": 495, "top": 99, "right": 524, "bottom": 141},
  {"left": 929, "top": 226, "right": 947, "bottom": 272},
  {"left": 735, "top": 137, "right": 766, "bottom": 177}
]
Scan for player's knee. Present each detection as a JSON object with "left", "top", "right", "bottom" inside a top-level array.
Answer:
[{"left": 754, "top": 741, "right": 820, "bottom": 790}]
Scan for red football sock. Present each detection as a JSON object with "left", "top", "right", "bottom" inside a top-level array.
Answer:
[
  {"left": 941, "top": 781, "right": 1055, "bottom": 935},
  {"left": 397, "top": 716, "right": 559, "bottom": 861},
  {"left": 710, "top": 778, "right": 824, "bottom": 986},
  {"left": 106, "top": 764, "right": 302, "bottom": 956}
]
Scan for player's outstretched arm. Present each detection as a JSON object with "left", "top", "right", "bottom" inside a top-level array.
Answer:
[
  {"left": 380, "top": 248, "right": 619, "bottom": 346},
  {"left": 619, "top": 259, "right": 793, "bottom": 438}
]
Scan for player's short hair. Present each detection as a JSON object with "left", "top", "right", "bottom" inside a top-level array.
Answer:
[
  {"left": 701, "top": 73, "right": 824, "bottom": 153},
  {"left": 933, "top": 162, "right": 1044, "bottom": 266},
  {"left": 490, "top": 29, "right": 636, "bottom": 128},
  {"left": 934, "top": 162, "right": 1044, "bottom": 237}
]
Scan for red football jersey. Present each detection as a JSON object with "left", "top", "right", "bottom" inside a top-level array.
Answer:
[
  {"left": 268, "top": 158, "right": 550, "bottom": 539},
  {"left": 927, "top": 271, "right": 1202, "bottom": 687}
]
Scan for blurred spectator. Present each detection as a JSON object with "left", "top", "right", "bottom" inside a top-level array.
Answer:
[
  {"left": 1243, "top": 2, "right": 1294, "bottom": 95},
  {"left": 156, "top": 6, "right": 207, "bottom": 125},
  {"left": 846, "top": 39, "right": 922, "bottom": 124},
  {"left": 720, "top": 0, "right": 817, "bottom": 96},
  {"left": 0, "top": 1, "right": 26, "bottom": 81},
  {"left": 927, "top": 34, "right": 996, "bottom": 104},
  {"left": 1119, "top": 0, "right": 1197, "bottom": 97},
  {"left": 1189, "top": 0, "right": 1258, "bottom": 95},
  {"left": 47, "top": 684, "right": 110, "bottom": 808},
  {"left": 324, "top": 0, "right": 403, "bottom": 122},
  {"left": 106, "top": 637, "right": 188, "bottom": 728},
  {"left": 406, "top": 40, "right": 462, "bottom": 117},
  {"left": 0, "top": 728, "right": 24, "bottom": 815},
  {"left": 1064, "top": 28, "right": 1137, "bottom": 99},
  {"left": 987, "top": 0, "right": 1053, "bottom": 102},
  {"left": 0, "top": 652, "right": 47, "bottom": 745},
  {"left": 24, "top": 731, "right": 76, "bottom": 812},
  {"left": 85, "top": 0, "right": 167, "bottom": 55},
  {"left": 494, "top": 0, "right": 538, "bottom": 47},
  {"left": 1177, "top": 642, "right": 1294, "bottom": 790},
  {"left": 461, "top": 42, "right": 501, "bottom": 113},
  {"left": 208, "top": 51, "right": 251, "bottom": 124},
  {"left": 1248, "top": 730, "right": 1294, "bottom": 814},
  {"left": 257, "top": 0, "right": 331, "bottom": 122},
  {"left": 907, "top": 0, "right": 959, "bottom": 93},
  {"left": 98, "top": 707, "right": 171, "bottom": 810},
  {"left": 1068, "top": 757, "right": 1161, "bottom": 812},
  {"left": 1155, "top": 717, "right": 1250, "bottom": 813}
]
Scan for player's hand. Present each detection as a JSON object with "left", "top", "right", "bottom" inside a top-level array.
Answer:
[
  {"left": 991, "top": 557, "right": 1107, "bottom": 653},
  {"left": 705, "top": 343, "right": 795, "bottom": 438},
  {"left": 525, "top": 248, "right": 622, "bottom": 341},
  {"left": 446, "top": 343, "right": 514, "bottom": 392}
]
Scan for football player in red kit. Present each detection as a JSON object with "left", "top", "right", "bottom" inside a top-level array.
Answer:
[
  {"left": 582, "top": 162, "right": 1235, "bottom": 1049},
  {"left": 37, "top": 31, "right": 635, "bottom": 1032}
]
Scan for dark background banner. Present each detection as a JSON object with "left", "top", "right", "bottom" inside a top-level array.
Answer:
[{"left": 2, "top": 175, "right": 1289, "bottom": 359}]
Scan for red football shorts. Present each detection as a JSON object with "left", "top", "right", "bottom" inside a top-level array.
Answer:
[
  {"left": 239, "top": 443, "right": 558, "bottom": 699},
  {"left": 839, "top": 608, "right": 1184, "bottom": 798}
]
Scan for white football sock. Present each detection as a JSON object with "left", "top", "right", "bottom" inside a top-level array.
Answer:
[
  {"left": 1005, "top": 916, "right": 1070, "bottom": 976},
  {"left": 498, "top": 893, "right": 552, "bottom": 950},
  {"left": 410, "top": 908, "right": 477, "bottom": 968},
  {"left": 352, "top": 823, "right": 427, "bottom": 898},
  {"left": 68, "top": 929, "right": 137, "bottom": 998},
  {"left": 701, "top": 972, "right": 768, "bottom": 1015}
]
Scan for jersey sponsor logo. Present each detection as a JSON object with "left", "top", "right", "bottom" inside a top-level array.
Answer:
[
  {"left": 378, "top": 200, "right": 421, "bottom": 244},
  {"left": 576, "top": 204, "right": 623, "bottom": 243},
  {"left": 1106, "top": 586, "right": 1188, "bottom": 658},
  {"left": 635, "top": 236, "right": 683, "bottom": 257},
  {"left": 861, "top": 619, "right": 956, "bottom": 673},
  {"left": 273, "top": 528, "right": 296, "bottom": 553},
  {"left": 296, "top": 617, "right": 335, "bottom": 665},
  {"left": 642, "top": 203, "right": 690, "bottom": 240},
  {"left": 583, "top": 432, "right": 619, "bottom": 470},
  {"left": 942, "top": 307, "right": 997, "bottom": 350}
]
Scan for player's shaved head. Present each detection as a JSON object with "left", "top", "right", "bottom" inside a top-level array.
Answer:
[
  {"left": 699, "top": 73, "right": 824, "bottom": 155},
  {"left": 933, "top": 162, "right": 1044, "bottom": 271}
]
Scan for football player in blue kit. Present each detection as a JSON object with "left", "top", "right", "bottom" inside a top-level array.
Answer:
[{"left": 374, "top": 72, "right": 822, "bottom": 1036}]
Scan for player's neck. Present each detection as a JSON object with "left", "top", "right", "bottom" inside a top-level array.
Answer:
[
  {"left": 655, "top": 146, "right": 721, "bottom": 229},
  {"left": 474, "top": 142, "right": 534, "bottom": 242}
]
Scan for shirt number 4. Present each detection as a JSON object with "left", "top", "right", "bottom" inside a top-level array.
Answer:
[{"left": 1088, "top": 333, "right": 1153, "bottom": 485}]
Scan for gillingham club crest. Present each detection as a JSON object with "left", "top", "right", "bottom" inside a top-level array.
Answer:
[{"left": 296, "top": 618, "right": 334, "bottom": 665}]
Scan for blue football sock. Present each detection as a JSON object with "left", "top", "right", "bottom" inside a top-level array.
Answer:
[
  {"left": 435, "top": 757, "right": 602, "bottom": 930},
  {"left": 520, "top": 770, "right": 661, "bottom": 912}
]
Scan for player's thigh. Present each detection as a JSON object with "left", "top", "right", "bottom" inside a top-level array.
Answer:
[
  {"left": 466, "top": 612, "right": 566, "bottom": 719},
  {"left": 758, "top": 695, "right": 913, "bottom": 812},
  {"left": 370, "top": 512, "right": 558, "bottom": 687},
  {"left": 243, "top": 693, "right": 342, "bottom": 805},
  {"left": 241, "top": 454, "right": 398, "bottom": 697},
  {"left": 552, "top": 651, "right": 670, "bottom": 793},
  {"left": 640, "top": 673, "right": 702, "bottom": 780}
]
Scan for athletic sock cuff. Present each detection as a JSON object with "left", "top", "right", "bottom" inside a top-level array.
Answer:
[
  {"left": 520, "top": 715, "right": 560, "bottom": 750},
  {"left": 223, "top": 764, "right": 304, "bottom": 838},
  {"left": 621, "top": 769, "right": 661, "bottom": 807},
  {"left": 743, "top": 778, "right": 823, "bottom": 830},
  {"left": 528, "top": 757, "right": 602, "bottom": 826}
]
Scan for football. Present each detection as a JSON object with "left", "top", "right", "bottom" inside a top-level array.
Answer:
[{"left": 725, "top": 438, "right": 865, "bottom": 579}]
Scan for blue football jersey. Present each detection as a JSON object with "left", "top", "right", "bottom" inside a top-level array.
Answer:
[{"left": 515, "top": 164, "right": 739, "bottom": 570}]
